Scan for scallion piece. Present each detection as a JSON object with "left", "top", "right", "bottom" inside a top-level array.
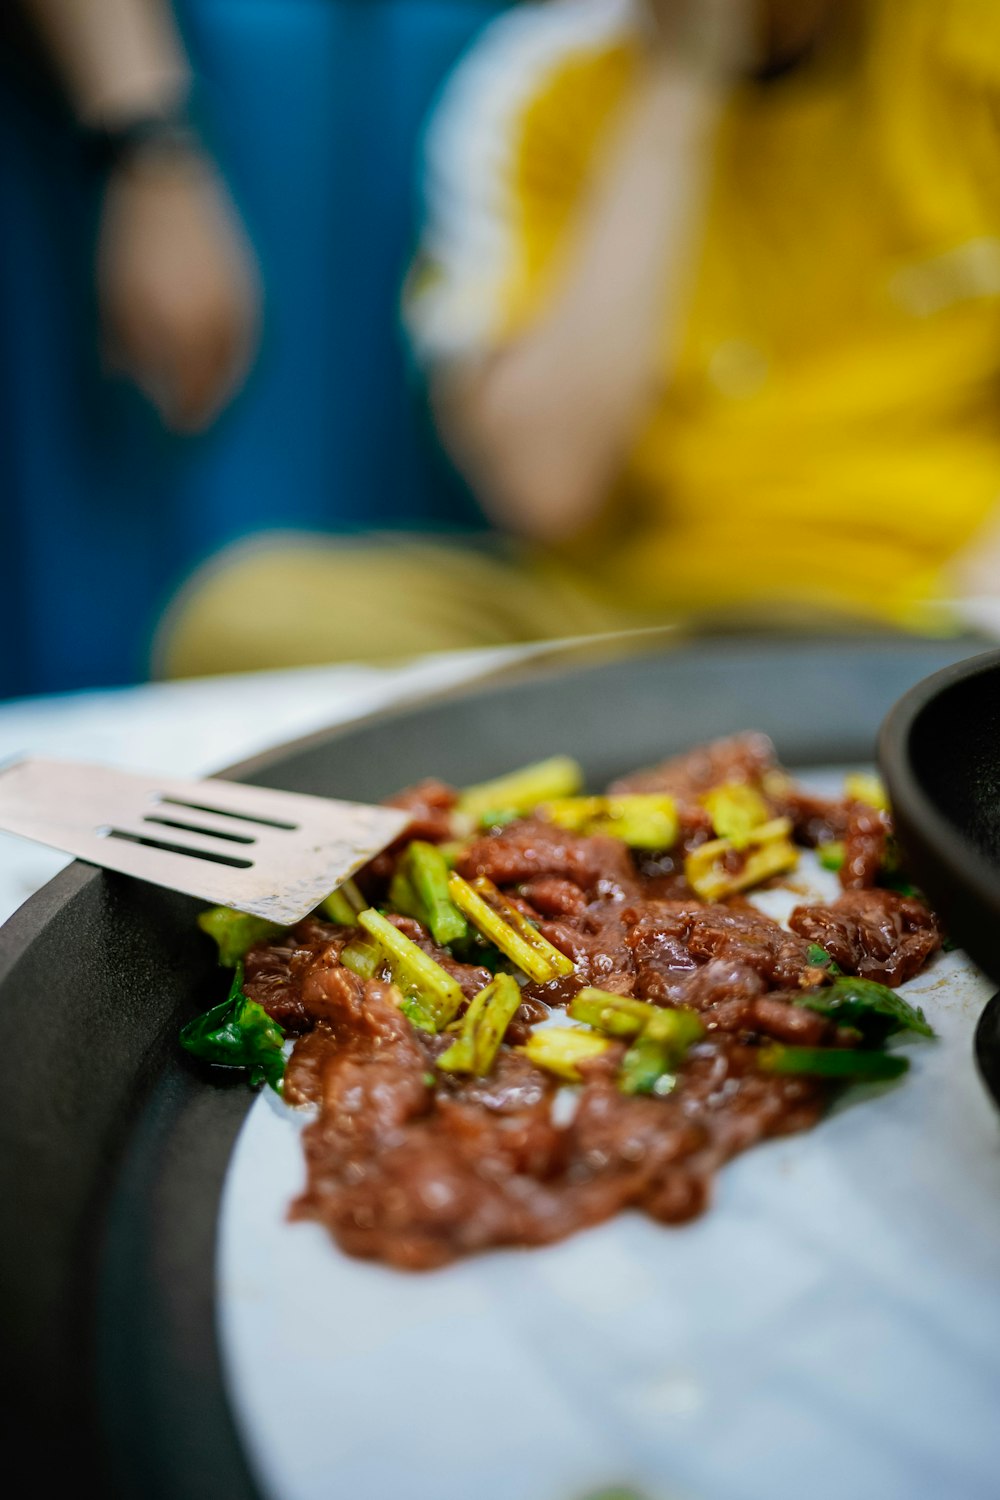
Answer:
[
  {"left": 322, "top": 888, "right": 357, "bottom": 925},
  {"left": 757, "top": 1044, "right": 908, "bottom": 1081},
  {"left": 817, "top": 840, "right": 845, "bottom": 872},
  {"left": 844, "top": 773, "right": 889, "bottom": 811},
  {"left": 620, "top": 1035, "right": 678, "bottom": 1097},
  {"left": 700, "top": 782, "right": 770, "bottom": 847},
  {"left": 402, "top": 840, "right": 468, "bottom": 946},
  {"left": 400, "top": 996, "right": 438, "bottom": 1033},
  {"left": 520, "top": 1027, "right": 611, "bottom": 1082},
  {"left": 600, "top": 795, "right": 679, "bottom": 850},
  {"left": 448, "top": 873, "right": 575, "bottom": 983},
  {"left": 685, "top": 817, "right": 798, "bottom": 901},
  {"left": 568, "top": 988, "right": 661, "bottom": 1038},
  {"left": 535, "top": 796, "right": 602, "bottom": 833},
  {"left": 619, "top": 1008, "right": 704, "bottom": 1095},
  {"left": 476, "top": 808, "right": 523, "bottom": 831},
  {"left": 357, "top": 907, "right": 465, "bottom": 1028},
  {"left": 567, "top": 990, "right": 703, "bottom": 1094},
  {"left": 197, "top": 905, "right": 284, "bottom": 966},
  {"left": 436, "top": 839, "right": 468, "bottom": 868},
  {"left": 457, "top": 755, "right": 583, "bottom": 826},
  {"left": 806, "top": 943, "right": 842, "bottom": 974},
  {"left": 340, "top": 936, "right": 381, "bottom": 981},
  {"left": 437, "top": 973, "right": 523, "bottom": 1075},
  {"left": 320, "top": 877, "right": 366, "bottom": 925},
  {"left": 387, "top": 868, "right": 425, "bottom": 925},
  {"left": 540, "top": 794, "right": 679, "bottom": 850}
]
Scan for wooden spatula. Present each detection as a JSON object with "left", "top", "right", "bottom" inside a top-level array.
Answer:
[{"left": 0, "top": 758, "right": 409, "bottom": 924}]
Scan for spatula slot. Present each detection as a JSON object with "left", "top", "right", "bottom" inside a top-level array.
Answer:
[
  {"left": 104, "top": 828, "right": 254, "bottom": 869},
  {"left": 0, "top": 756, "right": 408, "bottom": 921},
  {"left": 142, "top": 814, "right": 256, "bottom": 846},
  {"left": 158, "top": 795, "right": 298, "bottom": 832}
]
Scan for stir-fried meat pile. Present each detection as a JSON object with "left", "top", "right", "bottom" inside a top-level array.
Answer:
[{"left": 242, "top": 733, "right": 941, "bottom": 1270}]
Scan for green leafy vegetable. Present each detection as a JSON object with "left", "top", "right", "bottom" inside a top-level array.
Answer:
[
  {"left": 447, "top": 926, "right": 507, "bottom": 972},
  {"left": 197, "top": 905, "right": 284, "bottom": 966},
  {"left": 757, "top": 1043, "right": 908, "bottom": 1081},
  {"left": 180, "top": 961, "right": 286, "bottom": 1091},
  {"left": 798, "top": 975, "right": 934, "bottom": 1040}
]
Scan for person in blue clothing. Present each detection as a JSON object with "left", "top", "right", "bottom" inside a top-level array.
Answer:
[
  {"left": 4, "top": 0, "right": 505, "bottom": 695},
  {"left": 17, "top": 0, "right": 261, "bottom": 433},
  {"left": 1, "top": 0, "right": 266, "bottom": 696}
]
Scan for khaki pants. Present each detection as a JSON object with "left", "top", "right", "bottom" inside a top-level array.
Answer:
[{"left": 156, "top": 532, "right": 646, "bottom": 678}]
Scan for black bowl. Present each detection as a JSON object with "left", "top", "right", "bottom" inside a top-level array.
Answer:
[{"left": 878, "top": 646, "right": 1000, "bottom": 1108}]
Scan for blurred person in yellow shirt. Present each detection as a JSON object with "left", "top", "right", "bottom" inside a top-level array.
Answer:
[
  {"left": 165, "top": 0, "right": 1000, "bottom": 675},
  {"left": 409, "top": 0, "right": 1000, "bottom": 628}
]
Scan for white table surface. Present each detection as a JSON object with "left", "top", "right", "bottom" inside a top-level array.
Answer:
[{"left": 0, "top": 644, "right": 530, "bottom": 928}]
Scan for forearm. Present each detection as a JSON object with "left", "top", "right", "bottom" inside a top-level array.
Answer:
[
  {"left": 23, "top": 0, "right": 190, "bottom": 126},
  {"left": 437, "top": 62, "right": 724, "bottom": 543}
]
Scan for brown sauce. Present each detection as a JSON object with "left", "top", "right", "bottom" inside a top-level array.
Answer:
[{"left": 243, "top": 734, "right": 941, "bottom": 1270}]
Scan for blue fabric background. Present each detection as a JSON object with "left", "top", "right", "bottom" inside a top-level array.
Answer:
[{"left": 0, "top": 0, "right": 508, "bottom": 697}]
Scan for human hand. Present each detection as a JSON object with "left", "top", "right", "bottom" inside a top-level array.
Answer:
[
  {"left": 645, "top": 0, "right": 759, "bottom": 81},
  {"left": 96, "top": 149, "right": 261, "bottom": 433}
]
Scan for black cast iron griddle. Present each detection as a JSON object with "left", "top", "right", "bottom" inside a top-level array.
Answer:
[
  {"left": 0, "top": 634, "right": 988, "bottom": 1500},
  {"left": 879, "top": 646, "right": 1000, "bottom": 1109}
]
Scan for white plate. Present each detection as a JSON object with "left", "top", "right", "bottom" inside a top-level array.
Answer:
[{"left": 217, "top": 777, "right": 1000, "bottom": 1500}]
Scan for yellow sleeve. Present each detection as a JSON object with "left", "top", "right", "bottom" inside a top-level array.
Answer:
[
  {"left": 403, "top": 0, "right": 638, "bottom": 367},
  {"left": 937, "top": 0, "right": 1000, "bottom": 86},
  {"left": 860, "top": 0, "right": 1000, "bottom": 249}
]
